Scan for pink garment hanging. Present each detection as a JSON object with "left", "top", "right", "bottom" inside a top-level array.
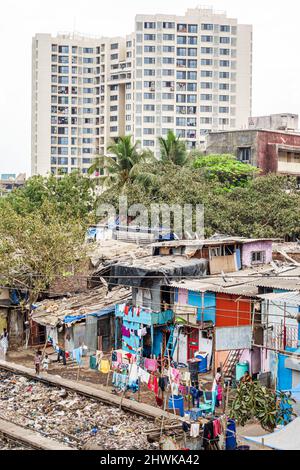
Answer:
[
  {"left": 213, "top": 418, "right": 221, "bottom": 438},
  {"left": 171, "top": 367, "right": 180, "bottom": 384},
  {"left": 147, "top": 374, "right": 159, "bottom": 395},
  {"left": 144, "top": 358, "right": 158, "bottom": 372}
]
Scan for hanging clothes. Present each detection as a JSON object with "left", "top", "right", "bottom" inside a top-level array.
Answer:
[
  {"left": 72, "top": 347, "right": 83, "bottom": 365},
  {"left": 144, "top": 358, "right": 158, "bottom": 372},
  {"left": 99, "top": 359, "right": 110, "bottom": 374},
  {"left": 159, "top": 376, "right": 168, "bottom": 392},
  {"left": 213, "top": 418, "right": 221, "bottom": 438},
  {"left": 121, "top": 326, "right": 131, "bottom": 338},
  {"left": 148, "top": 374, "right": 159, "bottom": 395},
  {"left": 190, "top": 423, "right": 200, "bottom": 438},
  {"left": 129, "top": 364, "right": 139, "bottom": 384},
  {"left": 138, "top": 367, "right": 150, "bottom": 384},
  {"left": 170, "top": 367, "right": 180, "bottom": 384}
]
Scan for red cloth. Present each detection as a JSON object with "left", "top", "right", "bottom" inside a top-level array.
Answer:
[
  {"left": 124, "top": 306, "right": 129, "bottom": 315},
  {"left": 147, "top": 374, "right": 159, "bottom": 395},
  {"left": 155, "top": 396, "right": 163, "bottom": 407},
  {"left": 213, "top": 419, "right": 221, "bottom": 438}
]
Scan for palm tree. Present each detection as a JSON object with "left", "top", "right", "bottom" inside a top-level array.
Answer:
[
  {"left": 158, "top": 130, "right": 188, "bottom": 166},
  {"left": 88, "top": 135, "right": 155, "bottom": 189}
]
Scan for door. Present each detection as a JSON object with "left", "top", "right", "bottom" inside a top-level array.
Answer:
[{"left": 187, "top": 328, "right": 199, "bottom": 360}]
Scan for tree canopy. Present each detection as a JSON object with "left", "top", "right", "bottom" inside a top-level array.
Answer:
[{"left": 194, "top": 154, "right": 260, "bottom": 189}]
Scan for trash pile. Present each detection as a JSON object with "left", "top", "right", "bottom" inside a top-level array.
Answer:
[
  {"left": 0, "top": 371, "right": 159, "bottom": 450},
  {"left": 0, "top": 436, "right": 31, "bottom": 450}
]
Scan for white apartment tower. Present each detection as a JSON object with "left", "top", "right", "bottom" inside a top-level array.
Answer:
[{"left": 31, "top": 7, "right": 252, "bottom": 175}]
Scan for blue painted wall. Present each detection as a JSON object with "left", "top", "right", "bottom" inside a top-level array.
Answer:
[
  {"left": 187, "top": 290, "right": 216, "bottom": 324},
  {"left": 277, "top": 351, "right": 294, "bottom": 391}
]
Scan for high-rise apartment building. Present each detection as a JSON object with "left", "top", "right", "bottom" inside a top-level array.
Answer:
[{"left": 31, "top": 7, "right": 252, "bottom": 175}]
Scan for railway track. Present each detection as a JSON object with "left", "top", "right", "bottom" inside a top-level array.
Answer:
[{"left": 0, "top": 362, "right": 163, "bottom": 450}]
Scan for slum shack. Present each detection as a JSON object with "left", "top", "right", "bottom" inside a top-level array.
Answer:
[
  {"left": 110, "top": 255, "right": 208, "bottom": 358},
  {"left": 31, "top": 286, "right": 131, "bottom": 355}
]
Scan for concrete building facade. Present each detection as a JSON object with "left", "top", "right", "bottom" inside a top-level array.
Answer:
[
  {"left": 32, "top": 7, "right": 252, "bottom": 176},
  {"left": 248, "top": 113, "right": 299, "bottom": 132},
  {"left": 206, "top": 129, "right": 300, "bottom": 183}
]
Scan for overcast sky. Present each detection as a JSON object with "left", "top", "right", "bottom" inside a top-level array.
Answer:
[{"left": 0, "top": 0, "right": 299, "bottom": 175}]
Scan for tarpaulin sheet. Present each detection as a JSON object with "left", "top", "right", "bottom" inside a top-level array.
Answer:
[
  {"left": 64, "top": 305, "right": 115, "bottom": 324},
  {"left": 109, "top": 259, "right": 208, "bottom": 288}
]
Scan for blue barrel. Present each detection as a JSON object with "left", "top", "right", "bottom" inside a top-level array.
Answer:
[
  {"left": 236, "top": 361, "right": 249, "bottom": 381},
  {"left": 226, "top": 419, "right": 237, "bottom": 450},
  {"left": 168, "top": 395, "right": 184, "bottom": 417},
  {"left": 196, "top": 354, "right": 208, "bottom": 373}
]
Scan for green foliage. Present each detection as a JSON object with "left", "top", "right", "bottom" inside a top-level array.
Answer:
[
  {"left": 230, "top": 381, "right": 278, "bottom": 431},
  {"left": 0, "top": 200, "right": 86, "bottom": 304},
  {"left": 2, "top": 172, "right": 97, "bottom": 222},
  {"left": 88, "top": 135, "right": 156, "bottom": 190},
  {"left": 194, "top": 154, "right": 260, "bottom": 189},
  {"left": 158, "top": 130, "right": 189, "bottom": 166}
]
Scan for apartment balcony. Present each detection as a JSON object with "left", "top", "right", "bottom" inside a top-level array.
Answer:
[{"left": 115, "top": 304, "right": 174, "bottom": 326}]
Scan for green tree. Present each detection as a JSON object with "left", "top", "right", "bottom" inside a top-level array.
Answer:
[
  {"left": 158, "top": 130, "right": 189, "bottom": 166},
  {"left": 88, "top": 135, "right": 156, "bottom": 190},
  {"left": 3, "top": 172, "right": 97, "bottom": 221},
  {"left": 194, "top": 154, "right": 259, "bottom": 189},
  {"left": 0, "top": 200, "right": 86, "bottom": 305}
]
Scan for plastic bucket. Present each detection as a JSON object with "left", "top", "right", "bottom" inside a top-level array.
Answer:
[
  {"left": 236, "top": 362, "right": 249, "bottom": 381},
  {"left": 168, "top": 395, "right": 184, "bottom": 417}
]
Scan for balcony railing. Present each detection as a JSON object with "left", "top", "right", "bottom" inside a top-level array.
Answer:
[{"left": 115, "top": 304, "right": 174, "bottom": 326}]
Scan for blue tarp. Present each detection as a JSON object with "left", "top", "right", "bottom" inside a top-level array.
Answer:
[
  {"left": 284, "top": 383, "right": 300, "bottom": 402},
  {"left": 64, "top": 305, "right": 115, "bottom": 324}
]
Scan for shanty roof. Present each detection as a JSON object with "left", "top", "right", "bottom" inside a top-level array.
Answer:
[
  {"left": 32, "top": 286, "right": 131, "bottom": 327},
  {"left": 250, "top": 277, "right": 300, "bottom": 291},
  {"left": 170, "top": 278, "right": 259, "bottom": 298},
  {"left": 88, "top": 240, "right": 150, "bottom": 268},
  {"left": 257, "top": 291, "right": 300, "bottom": 305},
  {"left": 151, "top": 236, "right": 274, "bottom": 249},
  {"left": 109, "top": 256, "right": 208, "bottom": 287}
]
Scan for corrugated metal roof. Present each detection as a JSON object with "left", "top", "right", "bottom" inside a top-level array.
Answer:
[
  {"left": 32, "top": 286, "right": 131, "bottom": 327},
  {"left": 257, "top": 291, "right": 300, "bottom": 305},
  {"left": 250, "top": 278, "right": 300, "bottom": 291},
  {"left": 170, "top": 279, "right": 259, "bottom": 298},
  {"left": 151, "top": 237, "right": 274, "bottom": 249}
]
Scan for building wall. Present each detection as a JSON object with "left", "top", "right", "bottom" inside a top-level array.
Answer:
[
  {"left": 248, "top": 113, "right": 299, "bottom": 132},
  {"left": 216, "top": 293, "right": 251, "bottom": 327},
  {"left": 242, "top": 241, "right": 273, "bottom": 268},
  {"left": 257, "top": 131, "right": 300, "bottom": 175},
  {"left": 206, "top": 130, "right": 259, "bottom": 164},
  {"left": 32, "top": 7, "right": 252, "bottom": 174}
]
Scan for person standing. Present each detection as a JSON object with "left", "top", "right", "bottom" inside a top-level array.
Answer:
[
  {"left": 34, "top": 350, "right": 42, "bottom": 375},
  {"left": 0, "top": 329, "right": 9, "bottom": 358},
  {"left": 42, "top": 353, "right": 49, "bottom": 373}
]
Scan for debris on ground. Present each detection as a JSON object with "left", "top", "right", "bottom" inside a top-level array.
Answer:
[{"left": 0, "top": 370, "right": 159, "bottom": 450}]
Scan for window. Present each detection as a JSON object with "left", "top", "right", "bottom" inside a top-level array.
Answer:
[
  {"left": 219, "top": 83, "right": 230, "bottom": 90},
  {"left": 177, "top": 36, "right": 186, "bottom": 45},
  {"left": 188, "top": 24, "right": 198, "bottom": 33},
  {"left": 219, "top": 107, "right": 229, "bottom": 113},
  {"left": 201, "top": 59, "right": 212, "bottom": 66},
  {"left": 144, "top": 45, "right": 156, "bottom": 52},
  {"left": 220, "top": 60, "right": 230, "bottom": 67},
  {"left": 144, "top": 92, "right": 155, "bottom": 99},
  {"left": 220, "top": 71, "right": 230, "bottom": 78},
  {"left": 144, "top": 116, "right": 155, "bottom": 123},
  {"left": 187, "top": 94, "right": 197, "bottom": 103},
  {"left": 220, "top": 37, "right": 230, "bottom": 44},
  {"left": 176, "top": 117, "right": 186, "bottom": 126},
  {"left": 201, "top": 70, "right": 213, "bottom": 77},
  {"left": 219, "top": 95, "right": 229, "bottom": 101},
  {"left": 163, "top": 45, "right": 174, "bottom": 53},
  {"left": 201, "top": 47, "right": 213, "bottom": 54},
  {"left": 163, "top": 22, "right": 175, "bottom": 29},
  {"left": 188, "top": 48, "right": 197, "bottom": 56},
  {"left": 163, "top": 57, "right": 174, "bottom": 64},
  {"left": 187, "top": 60, "right": 197, "bottom": 68},
  {"left": 144, "top": 69, "right": 155, "bottom": 76},
  {"left": 163, "top": 69, "right": 174, "bottom": 76},
  {"left": 200, "top": 106, "right": 212, "bottom": 112},
  {"left": 187, "top": 36, "right": 197, "bottom": 45},
  {"left": 58, "top": 45, "right": 69, "bottom": 53},
  {"left": 144, "top": 57, "right": 155, "bottom": 64},
  {"left": 144, "top": 22, "right": 156, "bottom": 29},
  {"left": 110, "top": 54, "right": 118, "bottom": 60},
  {"left": 219, "top": 118, "right": 229, "bottom": 125},
  {"left": 162, "top": 105, "right": 174, "bottom": 112},
  {"left": 176, "top": 129, "right": 186, "bottom": 138},
  {"left": 162, "top": 93, "right": 174, "bottom": 99},
  {"left": 143, "top": 140, "right": 155, "bottom": 146},
  {"left": 143, "top": 128, "right": 155, "bottom": 135},
  {"left": 201, "top": 35, "right": 213, "bottom": 42},
  {"left": 220, "top": 25, "right": 231, "bottom": 32},
  {"left": 144, "top": 34, "right": 156, "bottom": 41},
  {"left": 238, "top": 147, "right": 252, "bottom": 163},
  {"left": 177, "top": 24, "right": 187, "bottom": 32},
  {"left": 187, "top": 83, "right": 197, "bottom": 91},
  {"left": 176, "top": 94, "right": 186, "bottom": 103},
  {"left": 201, "top": 82, "right": 212, "bottom": 89},
  {"left": 188, "top": 71, "right": 197, "bottom": 80},
  {"left": 58, "top": 66, "right": 69, "bottom": 74},
  {"left": 251, "top": 251, "right": 265, "bottom": 264},
  {"left": 200, "top": 94, "right": 212, "bottom": 101},
  {"left": 177, "top": 48, "right": 186, "bottom": 56},
  {"left": 220, "top": 48, "right": 230, "bottom": 55},
  {"left": 144, "top": 104, "right": 155, "bottom": 111},
  {"left": 111, "top": 43, "right": 118, "bottom": 50},
  {"left": 202, "top": 24, "right": 213, "bottom": 30},
  {"left": 162, "top": 115, "right": 174, "bottom": 122},
  {"left": 163, "top": 34, "right": 175, "bottom": 41},
  {"left": 176, "top": 106, "right": 186, "bottom": 114},
  {"left": 177, "top": 59, "right": 186, "bottom": 67}
]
